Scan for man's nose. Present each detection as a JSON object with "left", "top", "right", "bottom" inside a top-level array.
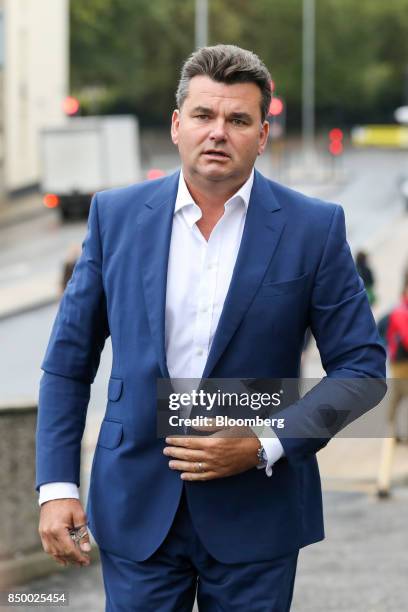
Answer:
[{"left": 209, "top": 119, "right": 227, "bottom": 141}]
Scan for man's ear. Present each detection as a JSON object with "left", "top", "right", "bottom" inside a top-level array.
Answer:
[
  {"left": 171, "top": 109, "right": 180, "bottom": 145},
  {"left": 258, "top": 121, "right": 269, "bottom": 155}
]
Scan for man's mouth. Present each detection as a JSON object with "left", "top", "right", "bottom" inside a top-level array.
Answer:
[{"left": 202, "top": 150, "right": 230, "bottom": 158}]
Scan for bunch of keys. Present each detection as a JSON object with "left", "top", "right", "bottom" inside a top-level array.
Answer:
[{"left": 68, "top": 523, "right": 88, "bottom": 546}]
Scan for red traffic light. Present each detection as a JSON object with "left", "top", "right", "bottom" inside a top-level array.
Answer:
[
  {"left": 63, "top": 96, "right": 80, "bottom": 116},
  {"left": 329, "top": 128, "right": 343, "bottom": 141},
  {"left": 268, "top": 97, "right": 284, "bottom": 117},
  {"left": 328, "top": 128, "right": 344, "bottom": 156},
  {"left": 329, "top": 141, "right": 343, "bottom": 156}
]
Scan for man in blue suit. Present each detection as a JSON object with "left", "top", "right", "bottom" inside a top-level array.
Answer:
[{"left": 37, "top": 45, "right": 386, "bottom": 611}]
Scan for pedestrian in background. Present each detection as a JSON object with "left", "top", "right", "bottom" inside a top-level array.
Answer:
[
  {"left": 376, "top": 269, "right": 408, "bottom": 497},
  {"left": 356, "top": 250, "right": 376, "bottom": 306},
  {"left": 386, "top": 269, "right": 408, "bottom": 420}
]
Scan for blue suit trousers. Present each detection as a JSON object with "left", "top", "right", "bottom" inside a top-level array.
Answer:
[{"left": 99, "top": 488, "right": 298, "bottom": 612}]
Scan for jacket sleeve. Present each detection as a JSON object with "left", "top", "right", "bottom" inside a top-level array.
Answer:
[
  {"left": 36, "top": 193, "right": 110, "bottom": 489},
  {"left": 277, "top": 205, "right": 387, "bottom": 464}
]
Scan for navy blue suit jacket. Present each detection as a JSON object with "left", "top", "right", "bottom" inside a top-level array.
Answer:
[{"left": 36, "top": 170, "right": 386, "bottom": 563}]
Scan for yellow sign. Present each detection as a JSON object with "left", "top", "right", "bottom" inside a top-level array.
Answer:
[{"left": 351, "top": 125, "right": 408, "bottom": 148}]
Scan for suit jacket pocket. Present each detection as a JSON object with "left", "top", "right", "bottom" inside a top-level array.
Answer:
[
  {"left": 108, "top": 377, "right": 123, "bottom": 401},
  {"left": 97, "top": 420, "right": 123, "bottom": 449},
  {"left": 259, "top": 272, "right": 310, "bottom": 296}
]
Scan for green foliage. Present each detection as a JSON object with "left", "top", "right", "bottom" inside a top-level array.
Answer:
[
  {"left": 71, "top": 0, "right": 195, "bottom": 123},
  {"left": 70, "top": 0, "right": 408, "bottom": 127}
]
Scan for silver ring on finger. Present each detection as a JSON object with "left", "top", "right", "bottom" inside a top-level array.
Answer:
[{"left": 197, "top": 462, "right": 205, "bottom": 473}]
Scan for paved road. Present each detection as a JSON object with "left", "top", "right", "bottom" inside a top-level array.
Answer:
[
  {"left": 0, "top": 303, "right": 111, "bottom": 406},
  {"left": 322, "top": 148, "right": 406, "bottom": 249},
  {"left": 8, "top": 487, "right": 408, "bottom": 612}
]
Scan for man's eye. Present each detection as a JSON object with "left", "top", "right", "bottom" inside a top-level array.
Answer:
[
  {"left": 195, "top": 115, "right": 209, "bottom": 120},
  {"left": 232, "top": 118, "right": 246, "bottom": 126}
]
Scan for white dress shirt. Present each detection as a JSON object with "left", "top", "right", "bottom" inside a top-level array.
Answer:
[{"left": 39, "top": 170, "right": 284, "bottom": 505}]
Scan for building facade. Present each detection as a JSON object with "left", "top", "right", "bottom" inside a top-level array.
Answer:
[{"left": 1, "top": 0, "right": 69, "bottom": 200}]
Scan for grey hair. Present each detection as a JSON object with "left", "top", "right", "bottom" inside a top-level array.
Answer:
[{"left": 176, "top": 44, "right": 272, "bottom": 122}]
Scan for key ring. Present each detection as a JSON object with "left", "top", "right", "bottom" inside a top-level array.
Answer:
[{"left": 68, "top": 523, "right": 88, "bottom": 543}]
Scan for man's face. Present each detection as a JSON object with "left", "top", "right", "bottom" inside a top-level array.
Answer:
[{"left": 171, "top": 75, "right": 269, "bottom": 189}]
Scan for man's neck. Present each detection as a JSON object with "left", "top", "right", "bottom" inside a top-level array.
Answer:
[
  {"left": 181, "top": 170, "right": 251, "bottom": 242},
  {"left": 182, "top": 171, "right": 249, "bottom": 215}
]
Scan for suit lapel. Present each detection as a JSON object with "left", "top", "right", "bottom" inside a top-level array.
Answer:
[
  {"left": 136, "top": 172, "right": 179, "bottom": 377},
  {"left": 136, "top": 170, "right": 285, "bottom": 380},
  {"left": 203, "top": 171, "right": 286, "bottom": 378}
]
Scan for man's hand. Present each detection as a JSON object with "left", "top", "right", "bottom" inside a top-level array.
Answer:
[
  {"left": 38, "top": 499, "right": 91, "bottom": 567},
  {"left": 164, "top": 426, "right": 261, "bottom": 480}
]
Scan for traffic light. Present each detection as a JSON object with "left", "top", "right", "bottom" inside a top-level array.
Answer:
[
  {"left": 63, "top": 96, "right": 80, "bottom": 116},
  {"left": 328, "top": 128, "right": 344, "bottom": 156},
  {"left": 268, "top": 97, "right": 284, "bottom": 117},
  {"left": 268, "top": 96, "right": 286, "bottom": 139}
]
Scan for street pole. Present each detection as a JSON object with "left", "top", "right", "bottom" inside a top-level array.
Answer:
[
  {"left": 302, "top": 0, "right": 315, "bottom": 166},
  {"left": 195, "top": 0, "right": 208, "bottom": 49}
]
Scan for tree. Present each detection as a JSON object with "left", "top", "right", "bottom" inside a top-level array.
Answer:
[{"left": 70, "top": 0, "right": 408, "bottom": 128}]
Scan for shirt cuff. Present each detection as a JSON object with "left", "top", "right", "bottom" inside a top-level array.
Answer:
[
  {"left": 260, "top": 435, "right": 285, "bottom": 476},
  {"left": 251, "top": 425, "right": 285, "bottom": 477},
  {"left": 38, "top": 482, "right": 80, "bottom": 506}
]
